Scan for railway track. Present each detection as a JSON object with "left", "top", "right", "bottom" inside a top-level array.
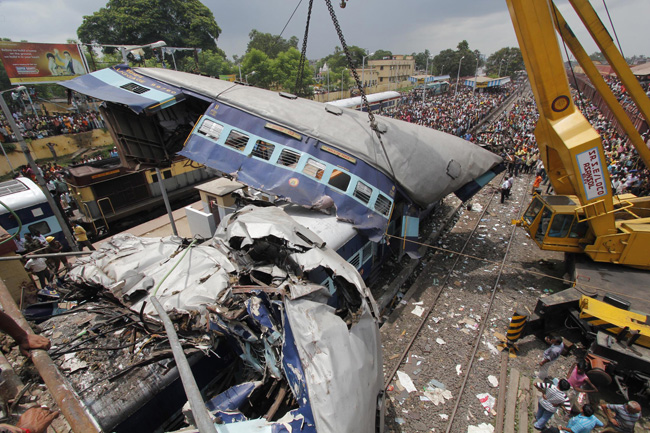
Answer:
[{"left": 379, "top": 167, "right": 566, "bottom": 432}]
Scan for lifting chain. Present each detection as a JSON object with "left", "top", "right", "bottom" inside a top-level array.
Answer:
[
  {"left": 294, "top": 0, "right": 314, "bottom": 97},
  {"left": 324, "top": 0, "right": 375, "bottom": 128},
  {"left": 324, "top": 0, "right": 397, "bottom": 181}
]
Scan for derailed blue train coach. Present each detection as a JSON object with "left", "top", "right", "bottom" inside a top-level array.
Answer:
[{"left": 60, "top": 66, "right": 503, "bottom": 432}]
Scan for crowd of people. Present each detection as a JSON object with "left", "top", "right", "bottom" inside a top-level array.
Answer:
[
  {"left": 379, "top": 74, "right": 648, "bottom": 201},
  {"left": 0, "top": 110, "right": 105, "bottom": 143},
  {"left": 532, "top": 336, "right": 642, "bottom": 433},
  {"left": 604, "top": 74, "right": 650, "bottom": 122},
  {"left": 384, "top": 82, "right": 518, "bottom": 137}
]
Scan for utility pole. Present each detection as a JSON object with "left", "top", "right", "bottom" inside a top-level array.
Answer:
[{"left": 455, "top": 56, "right": 464, "bottom": 100}]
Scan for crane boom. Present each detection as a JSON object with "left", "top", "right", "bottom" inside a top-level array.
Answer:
[{"left": 507, "top": 0, "right": 650, "bottom": 268}]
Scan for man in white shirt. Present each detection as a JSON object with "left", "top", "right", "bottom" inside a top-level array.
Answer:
[
  {"left": 501, "top": 178, "right": 510, "bottom": 204},
  {"left": 24, "top": 257, "right": 51, "bottom": 289}
]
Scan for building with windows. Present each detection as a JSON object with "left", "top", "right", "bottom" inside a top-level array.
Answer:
[{"left": 367, "top": 55, "right": 415, "bottom": 90}]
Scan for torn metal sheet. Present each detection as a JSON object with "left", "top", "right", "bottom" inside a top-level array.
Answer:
[
  {"left": 63, "top": 204, "right": 382, "bottom": 432},
  {"left": 285, "top": 292, "right": 382, "bottom": 433}
]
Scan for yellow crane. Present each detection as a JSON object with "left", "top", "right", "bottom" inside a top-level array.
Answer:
[{"left": 507, "top": 0, "right": 650, "bottom": 269}]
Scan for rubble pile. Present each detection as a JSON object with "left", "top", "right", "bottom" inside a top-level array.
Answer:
[{"left": 38, "top": 205, "right": 382, "bottom": 432}]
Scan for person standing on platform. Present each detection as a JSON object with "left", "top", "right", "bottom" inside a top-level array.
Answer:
[{"left": 533, "top": 174, "right": 543, "bottom": 194}]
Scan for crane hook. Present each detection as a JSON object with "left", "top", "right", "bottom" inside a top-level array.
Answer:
[{"left": 340, "top": 0, "right": 347, "bottom": 8}]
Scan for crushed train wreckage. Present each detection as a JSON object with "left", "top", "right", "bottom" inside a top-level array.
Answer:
[
  {"left": 40, "top": 205, "right": 382, "bottom": 432},
  {"left": 51, "top": 66, "right": 505, "bottom": 431}
]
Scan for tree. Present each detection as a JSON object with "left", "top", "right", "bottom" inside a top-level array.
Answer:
[
  {"left": 247, "top": 30, "right": 298, "bottom": 59},
  {"left": 315, "top": 45, "right": 367, "bottom": 75},
  {"left": 432, "top": 49, "right": 457, "bottom": 77},
  {"left": 370, "top": 50, "right": 392, "bottom": 60},
  {"left": 241, "top": 49, "right": 273, "bottom": 88},
  {"left": 431, "top": 41, "right": 479, "bottom": 78},
  {"left": 486, "top": 47, "right": 524, "bottom": 77},
  {"left": 412, "top": 49, "right": 432, "bottom": 73},
  {"left": 270, "top": 48, "right": 314, "bottom": 95},
  {"left": 191, "top": 50, "right": 234, "bottom": 77},
  {"left": 589, "top": 52, "right": 606, "bottom": 63},
  {"left": 77, "top": 0, "right": 221, "bottom": 53}
]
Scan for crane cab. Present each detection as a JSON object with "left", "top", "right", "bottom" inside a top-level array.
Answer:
[{"left": 520, "top": 195, "right": 590, "bottom": 252}]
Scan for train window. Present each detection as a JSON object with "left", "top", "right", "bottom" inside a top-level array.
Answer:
[
  {"left": 151, "top": 169, "right": 172, "bottom": 183},
  {"left": 278, "top": 149, "right": 301, "bottom": 167},
  {"left": 349, "top": 252, "right": 361, "bottom": 269},
  {"left": 303, "top": 159, "right": 326, "bottom": 180},
  {"left": 28, "top": 222, "right": 51, "bottom": 236},
  {"left": 197, "top": 119, "right": 224, "bottom": 141},
  {"left": 328, "top": 169, "right": 351, "bottom": 192},
  {"left": 353, "top": 181, "right": 372, "bottom": 204},
  {"left": 361, "top": 242, "right": 373, "bottom": 264},
  {"left": 224, "top": 130, "right": 249, "bottom": 151},
  {"left": 250, "top": 140, "right": 275, "bottom": 161},
  {"left": 374, "top": 194, "right": 392, "bottom": 216}
]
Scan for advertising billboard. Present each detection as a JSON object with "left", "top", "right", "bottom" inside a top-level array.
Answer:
[{"left": 0, "top": 41, "right": 90, "bottom": 85}]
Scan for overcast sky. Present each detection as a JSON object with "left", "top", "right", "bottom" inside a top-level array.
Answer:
[{"left": 1, "top": 0, "right": 647, "bottom": 61}]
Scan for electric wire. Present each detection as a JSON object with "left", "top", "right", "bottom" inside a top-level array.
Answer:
[
  {"left": 601, "top": 0, "right": 625, "bottom": 59},
  {"left": 552, "top": 4, "right": 589, "bottom": 113},
  {"left": 278, "top": 0, "right": 304, "bottom": 40},
  {"left": 382, "top": 231, "right": 649, "bottom": 304}
]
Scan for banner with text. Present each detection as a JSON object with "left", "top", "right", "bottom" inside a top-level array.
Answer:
[{"left": 0, "top": 41, "right": 90, "bottom": 84}]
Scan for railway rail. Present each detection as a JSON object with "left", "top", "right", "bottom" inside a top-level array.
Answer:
[{"left": 379, "top": 167, "right": 566, "bottom": 432}]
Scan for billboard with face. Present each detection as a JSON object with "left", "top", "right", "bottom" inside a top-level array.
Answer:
[{"left": 0, "top": 41, "right": 89, "bottom": 84}]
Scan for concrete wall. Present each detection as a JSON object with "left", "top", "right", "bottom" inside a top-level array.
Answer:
[
  {"left": 0, "top": 255, "right": 32, "bottom": 303},
  {"left": 0, "top": 129, "right": 113, "bottom": 176}
]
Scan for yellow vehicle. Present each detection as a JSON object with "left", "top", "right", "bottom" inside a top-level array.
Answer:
[
  {"left": 65, "top": 155, "right": 214, "bottom": 237},
  {"left": 507, "top": 0, "right": 650, "bottom": 269}
]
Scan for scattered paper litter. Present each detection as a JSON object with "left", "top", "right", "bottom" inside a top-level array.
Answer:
[
  {"left": 488, "top": 375, "right": 499, "bottom": 387},
  {"left": 427, "top": 378, "right": 446, "bottom": 390},
  {"left": 396, "top": 370, "right": 417, "bottom": 393},
  {"left": 412, "top": 305, "right": 425, "bottom": 317},
  {"left": 436, "top": 338, "right": 446, "bottom": 345},
  {"left": 422, "top": 388, "right": 453, "bottom": 405},
  {"left": 456, "top": 364, "right": 462, "bottom": 376},
  {"left": 476, "top": 393, "right": 496, "bottom": 415},
  {"left": 468, "top": 423, "right": 495, "bottom": 433},
  {"left": 484, "top": 341, "right": 500, "bottom": 355}
]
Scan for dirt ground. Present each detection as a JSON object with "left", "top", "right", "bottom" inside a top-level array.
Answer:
[
  {"left": 379, "top": 173, "right": 649, "bottom": 433},
  {"left": 1, "top": 173, "right": 648, "bottom": 433}
]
